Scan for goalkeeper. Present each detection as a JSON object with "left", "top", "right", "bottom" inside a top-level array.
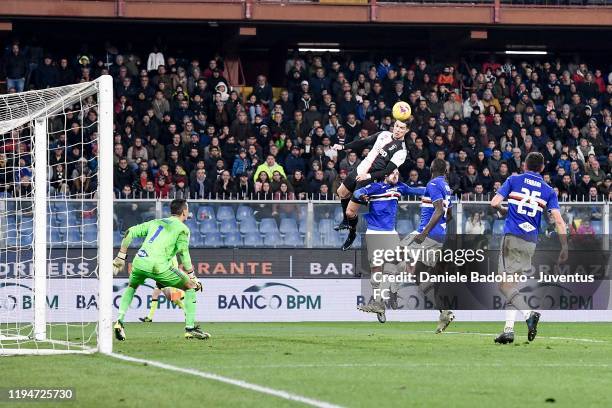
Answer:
[
  {"left": 139, "top": 257, "right": 185, "bottom": 323},
  {"left": 112, "top": 198, "right": 209, "bottom": 340}
]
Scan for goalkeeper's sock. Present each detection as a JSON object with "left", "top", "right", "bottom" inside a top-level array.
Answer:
[
  {"left": 118, "top": 286, "right": 136, "bottom": 323},
  {"left": 504, "top": 309, "right": 516, "bottom": 333},
  {"left": 174, "top": 298, "right": 184, "bottom": 309},
  {"left": 184, "top": 289, "right": 197, "bottom": 329},
  {"left": 147, "top": 300, "right": 159, "bottom": 320}
]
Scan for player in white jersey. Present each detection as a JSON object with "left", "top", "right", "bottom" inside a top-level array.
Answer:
[
  {"left": 490, "top": 152, "right": 568, "bottom": 344},
  {"left": 332, "top": 120, "right": 409, "bottom": 250}
]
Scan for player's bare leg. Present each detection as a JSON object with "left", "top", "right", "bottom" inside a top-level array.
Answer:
[
  {"left": 140, "top": 287, "right": 184, "bottom": 322},
  {"left": 139, "top": 288, "right": 162, "bottom": 322}
]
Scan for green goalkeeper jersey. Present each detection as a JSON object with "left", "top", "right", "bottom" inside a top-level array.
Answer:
[{"left": 121, "top": 217, "right": 193, "bottom": 273}]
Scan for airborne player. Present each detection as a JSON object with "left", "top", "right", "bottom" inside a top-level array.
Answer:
[{"left": 333, "top": 119, "right": 409, "bottom": 250}]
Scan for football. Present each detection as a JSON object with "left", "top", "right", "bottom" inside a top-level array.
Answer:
[{"left": 392, "top": 101, "right": 412, "bottom": 122}]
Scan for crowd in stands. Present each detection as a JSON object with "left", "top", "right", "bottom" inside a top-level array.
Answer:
[{"left": 1, "top": 41, "right": 611, "bottom": 203}]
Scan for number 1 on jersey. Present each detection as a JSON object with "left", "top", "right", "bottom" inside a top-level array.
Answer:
[{"left": 149, "top": 225, "right": 164, "bottom": 243}]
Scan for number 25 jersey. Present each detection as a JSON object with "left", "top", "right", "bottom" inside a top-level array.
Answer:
[{"left": 497, "top": 171, "right": 559, "bottom": 243}]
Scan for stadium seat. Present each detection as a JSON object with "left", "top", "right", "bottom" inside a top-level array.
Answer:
[
  {"left": 279, "top": 218, "right": 298, "bottom": 234},
  {"left": 321, "top": 230, "right": 342, "bottom": 247},
  {"left": 49, "top": 228, "right": 64, "bottom": 245},
  {"left": 492, "top": 220, "right": 504, "bottom": 235},
  {"left": 199, "top": 219, "right": 218, "bottom": 235},
  {"left": 55, "top": 211, "right": 68, "bottom": 225},
  {"left": 264, "top": 232, "right": 283, "bottom": 247},
  {"left": 185, "top": 217, "right": 198, "bottom": 232},
  {"left": 298, "top": 219, "right": 309, "bottom": 234},
  {"left": 333, "top": 206, "right": 344, "bottom": 224},
  {"left": 204, "top": 232, "right": 223, "bottom": 248},
  {"left": 243, "top": 232, "right": 262, "bottom": 247},
  {"left": 591, "top": 220, "right": 603, "bottom": 235},
  {"left": 113, "top": 231, "right": 123, "bottom": 247},
  {"left": 397, "top": 219, "right": 414, "bottom": 235},
  {"left": 239, "top": 217, "right": 258, "bottom": 234},
  {"left": 284, "top": 233, "right": 303, "bottom": 247},
  {"left": 224, "top": 232, "right": 242, "bottom": 247},
  {"left": 67, "top": 228, "right": 83, "bottom": 247},
  {"left": 217, "top": 206, "right": 235, "bottom": 222},
  {"left": 197, "top": 205, "right": 215, "bottom": 221},
  {"left": 52, "top": 201, "right": 68, "bottom": 213},
  {"left": 259, "top": 218, "right": 278, "bottom": 234},
  {"left": 236, "top": 205, "right": 254, "bottom": 221},
  {"left": 318, "top": 218, "right": 334, "bottom": 235},
  {"left": 162, "top": 206, "right": 170, "bottom": 217},
  {"left": 190, "top": 233, "right": 205, "bottom": 248},
  {"left": 82, "top": 225, "right": 97, "bottom": 245},
  {"left": 219, "top": 220, "right": 239, "bottom": 234}
]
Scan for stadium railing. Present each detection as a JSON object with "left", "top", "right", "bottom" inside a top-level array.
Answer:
[{"left": 0, "top": 198, "right": 607, "bottom": 250}]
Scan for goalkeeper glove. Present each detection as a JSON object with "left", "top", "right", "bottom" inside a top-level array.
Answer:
[
  {"left": 187, "top": 270, "right": 203, "bottom": 292},
  {"left": 113, "top": 252, "right": 127, "bottom": 276}
]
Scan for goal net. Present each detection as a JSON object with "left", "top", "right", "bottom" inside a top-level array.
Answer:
[{"left": 0, "top": 76, "right": 113, "bottom": 355}]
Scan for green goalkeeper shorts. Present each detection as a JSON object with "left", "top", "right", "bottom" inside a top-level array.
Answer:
[{"left": 129, "top": 266, "right": 190, "bottom": 289}]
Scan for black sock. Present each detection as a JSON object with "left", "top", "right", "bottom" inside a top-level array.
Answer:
[
  {"left": 341, "top": 198, "right": 350, "bottom": 224},
  {"left": 348, "top": 214, "right": 359, "bottom": 230}
]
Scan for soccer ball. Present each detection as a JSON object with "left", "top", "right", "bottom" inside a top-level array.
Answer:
[{"left": 392, "top": 101, "right": 411, "bottom": 122}]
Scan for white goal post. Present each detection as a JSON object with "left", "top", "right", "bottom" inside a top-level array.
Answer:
[{"left": 0, "top": 75, "right": 113, "bottom": 355}]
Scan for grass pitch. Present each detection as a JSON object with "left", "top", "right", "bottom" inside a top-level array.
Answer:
[{"left": 3, "top": 322, "right": 612, "bottom": 408}]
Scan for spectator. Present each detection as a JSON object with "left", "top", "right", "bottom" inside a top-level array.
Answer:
[
  {"left": 5, "top": 44, "right": 27, "bottom": 92},
  {"left": 465, "top": 212, "right": 486, "bottom": 235},
  {"left": 254, "top": 154, "right": 286, "bottom": 182}
]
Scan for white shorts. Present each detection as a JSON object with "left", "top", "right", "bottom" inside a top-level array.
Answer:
[
  {"left": 498, "top": 234, "right": 536, "bottom": 276},
  {"left": 365, "top": 230, "right": 400, "bottom": 266},
  {"left": 398, "top": 231, "right": 444, "bottom": 268}
]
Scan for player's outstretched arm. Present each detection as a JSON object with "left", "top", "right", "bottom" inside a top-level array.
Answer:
[
  {"left": 113, "top": 221, "right": 151, "bottom": 276},
  {"left": 397, "top": 183, "right": 426, "bottom": 197},
  {"left": 338, "top": 132, "right": 380, "bottom": 152},
  {"left": 353, "top": 182, "right": 382, "bottom": 202}
]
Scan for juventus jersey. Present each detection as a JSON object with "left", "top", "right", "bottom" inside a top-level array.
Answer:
[
  {"left": 497, "top": 172, "right": 559, "bottom": 243},
  {"left": 355, "top": 131, "right": 408, "bottom": 176}
]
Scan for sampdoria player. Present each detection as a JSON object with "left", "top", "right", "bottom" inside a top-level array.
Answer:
[
  {"left": 353, "top": 169, "right": 426, "bottom": 322},
  {"left": 112, "top": 198, "right": 208, "bottom": 340},
  {"left": 490, "top": 152, "right": 567, "bottom": 344},
  {"left": 398, "top": 158, "right": 455, "bottom": 334},
  {"left": 332, "top": 119, "right": 408, "bottom": 250}
]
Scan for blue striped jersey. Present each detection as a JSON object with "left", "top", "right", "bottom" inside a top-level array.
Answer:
[
  {"left": 417, "top": 175, "right": 452, "bottom": 242},
  {"left": 497, "top": 172, "right": 559, "bottom": 243},
  {"left": 354, "top": 182, "right": 426, "bottom": 232}
]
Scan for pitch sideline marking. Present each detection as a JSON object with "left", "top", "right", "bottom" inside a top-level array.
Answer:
[{"left": 107, "top": 352, "right": 344, "bottom": 408}]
